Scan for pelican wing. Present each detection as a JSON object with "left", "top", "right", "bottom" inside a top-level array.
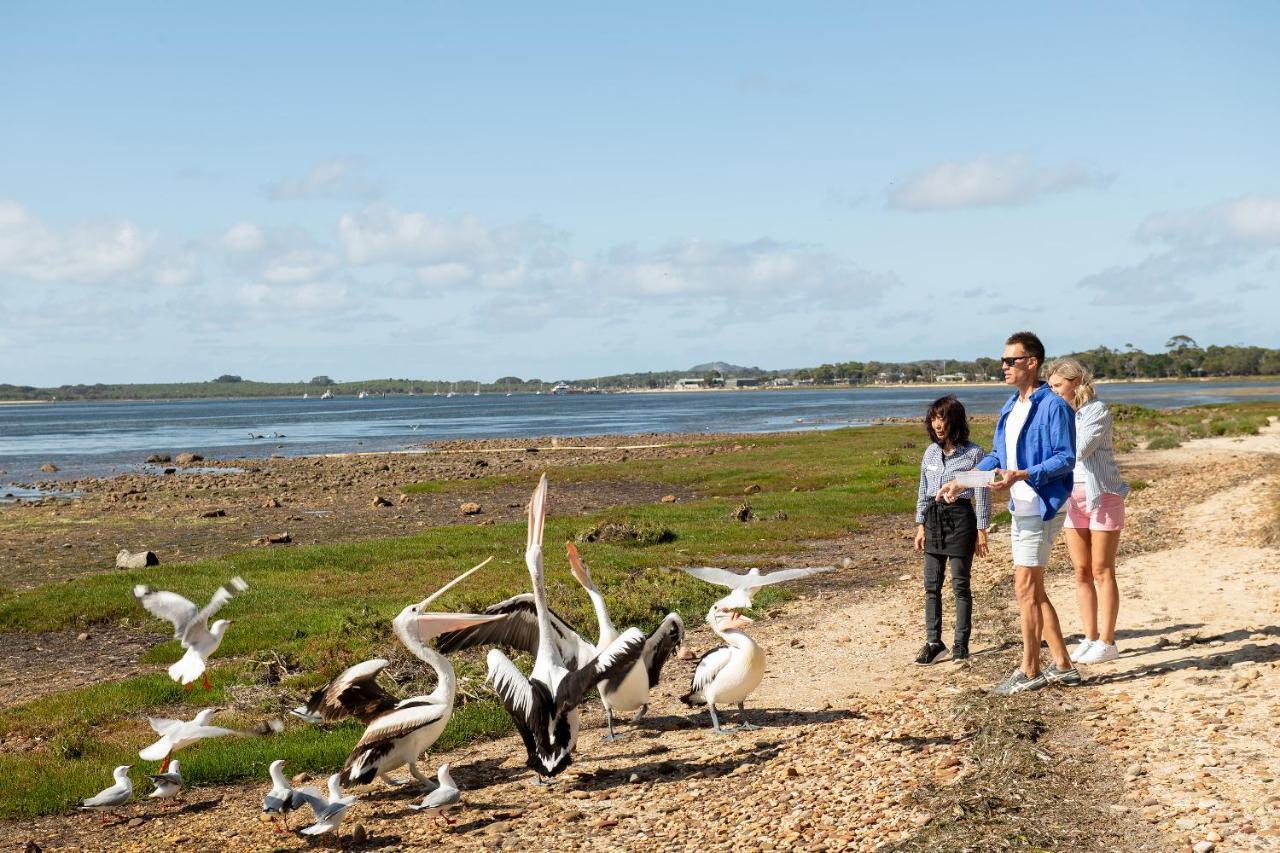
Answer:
[
  {"left": 642, "top": 612, "right": 685, "bottom": 688},
  {"left": 349, "top": 699, "right": 446, "bottom": 752},
  {"left": 435, "top": 594, "right": 590, "bottom": 668},
  {"left": 688, "top": 646, "right": 733, "bottom": 696},
  {"left": 555, "top": 627, "right": 646, "bottom": 715},
  {"left": 133, "top": 586, "right": 197, "bottom": 639},
  {"left": 485, "top": 649, "right": 534, "bottom": 721},
  {"left": 294, "top": 658, "right": 396, "bottom": 724}
]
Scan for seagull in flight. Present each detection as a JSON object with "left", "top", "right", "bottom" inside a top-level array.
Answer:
[
  {"left": 676, "top": 565, "right": 836, "bottom": 616},
  {"left": 133, "top": 576, "right": 248, "bottom": 689}
]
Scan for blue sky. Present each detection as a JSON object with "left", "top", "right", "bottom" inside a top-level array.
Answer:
[{"left": 2, "top": 3, "right": 1277, "bottom": 384}]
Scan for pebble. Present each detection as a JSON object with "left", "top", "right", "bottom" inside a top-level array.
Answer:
[{"left": 1192, "top": 842, "right": 1215, "bottom": 853}]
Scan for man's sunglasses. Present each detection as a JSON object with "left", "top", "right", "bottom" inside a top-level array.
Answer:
[{"left": 1000, "top": 355, "right": 1033, "bottom": 367}]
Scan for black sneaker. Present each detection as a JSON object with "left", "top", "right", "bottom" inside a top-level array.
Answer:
[
  {"left": 951, "top": 643, "right": 970, "bottom": 661},
  {"left": 914, "top": 641, "right": 948, "bottom": 665}
]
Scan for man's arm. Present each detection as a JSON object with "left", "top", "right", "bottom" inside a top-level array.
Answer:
[{"left": 1025, "top": 401, "right": 1076, "bottom": 487}]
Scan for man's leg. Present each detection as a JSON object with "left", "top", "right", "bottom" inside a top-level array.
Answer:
[
  {"left": 1013, "top": 565, "right": 1043, "bottom": 677},
  {"left": 1036, "top": 577, "right": 1073, "bottom": 671}
]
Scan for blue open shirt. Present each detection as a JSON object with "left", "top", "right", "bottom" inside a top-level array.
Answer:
[{"left": 976, "top": 382, "right": 1076, "bottom": 521}]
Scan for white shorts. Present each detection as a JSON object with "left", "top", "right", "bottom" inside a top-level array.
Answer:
[{"left": 1010, "top": 512, "right": 1066, "bottom": 568}]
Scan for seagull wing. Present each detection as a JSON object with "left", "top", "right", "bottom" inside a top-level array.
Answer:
[
  {"left": 134, "top": 586, "right": 198, "bottom": 639},
  {"left": 290, "top": 787, "right": 329, "bottom": 818},
  {"left": 436, "top": 594, "right": 589, "bottom": 668},
  {"left": 81, "top": 782, "right": 130, "bottom": 809},
  {"left": 147, "top": 716, "right": 184, "bottom": 735},
  {"left": 642, "top": 612, "right": 685, "bottom": 688},
  {"left": 555, "top": 627, "right": 646, "bottom": 715},
  {"left": 744, "top": 566, "right": 837, "bottom": 587},
  {"left": 294, "top": 658, "right": 396, "bottom": 724},
  {"left": 677, "top": 566, "right": 756, "bottom": 590},
  {"left": 421, "top": 786, "right": 460, "bottom": 809}
]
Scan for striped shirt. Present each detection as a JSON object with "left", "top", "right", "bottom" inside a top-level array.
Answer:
[
  {"left": 915, "top": 441, "right": 992, "bottom": 530},
  {"left": 1074, "top": 399, "right": 1129, "bottom": 510}
]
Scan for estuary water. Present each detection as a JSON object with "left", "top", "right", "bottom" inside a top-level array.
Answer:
[{"left": 2, "top": 381, "right": 1278, "bottom": 483}]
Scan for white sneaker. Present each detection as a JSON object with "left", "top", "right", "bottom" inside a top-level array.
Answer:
[
  {"left": 1069, "top": 639, "right": 1096, "bottom": 662},
  {"left": 1078, "top": 642, "right": 1119, "bottom": 664}
]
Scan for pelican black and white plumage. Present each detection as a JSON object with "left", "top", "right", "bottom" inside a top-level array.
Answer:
[
  {"left": 139, "top": 707, "right": 281, "bottom": 772},
  {"left": 299, "top": 559, "right": 502, "bottom": 789},
  {"left": 262, "top": 759, "right": 319, "bottom": 833},
  {"left": 146, "top": 759, "right": 182, "bottom": 805},
  {"left": 460, "top": 475, "right": 647, "bottom": 781},
  {"left": 296, "top": 773, "right": 357, "bottom": 840},
  {"left": 409, "top": 763, "right": 462, "bottom": 824},
  {"left": 677, "top": 565, "right": 835, "bottom": 616},
  {"left": 79, "top": 764, "right": 132, "bottom": 823},
  {"left": 680, "top": 606, "right": 765, "bottom": 734},
  {"left": 133, "top": 576, "right": 249, "bottom": 689},
  {"left": 565, "top": 542, "right": 684, "bottom": 739}
]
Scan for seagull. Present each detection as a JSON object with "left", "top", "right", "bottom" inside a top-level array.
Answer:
[
  {"left": 133, "top": 576, "right": 249, "bottom": 689},
  {"left": 293, "top": 559, "right": 503, "bottom": 789},
  {"left": 676, "top": 565, "right": 836, "bottom": 616},
  {"left": 80, "top": 764, "right": 132, "bottom": 823},
  {"left": 146, "top": 760, "right": 182, "bottom": 806},
  {"left": 262, "top": 759, "right": 319, "bottom": 833},
  {"left": 445, "top": 475, "right": 647, "bottom": 781},
  {"left": 140, "top": 707, "right": 282, "bottom": 772},
  {"left": 409, "top": 763, "right": 461, "bottom": 825},
  {"left": 296, "top": 773, "right": 358, "bottom": 841},
  {"left": 680, "top": 606, "right": 765, "bottom": 733}
]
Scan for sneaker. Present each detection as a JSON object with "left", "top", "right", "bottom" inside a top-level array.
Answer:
[
  {"left": 951, "top": 643, "right": 970, "bottom": 661},
  {"left": 915, "top": 641, "right": 948, "bottom": 665},
  {"left": 1069, "top": 639, "right": 1096, "bottom": 663},
  {"left": 1077, "top": 642, "right": 1119, "bottom": 664},
  {"left": 989, "top": 668, "right": 1048, "bottom": 695},
  {"left": 1043, "top": 663, "right": 1084, "bottom": 686}
]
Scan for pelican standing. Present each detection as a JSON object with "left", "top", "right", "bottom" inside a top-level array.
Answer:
[
  {"left": 133, "top": 576, "right": 249, "bottom": 689},
  {"left": 295, "top": 559, "right": 503, "bottom": 789},
  {"left": 79, "top": 764, "right": 132, "bottom": 823},
  {"left": 566, "top": 542, "right": 684, "bottom": 739},
  {"left": 677, "top": 565, "right": 835, "bottom": 616},
  {"left": 680, "top": 606, "right": 765, "bottom": 733},
  {"left": 471, "top": 475, "right": 647, "bottom": 780}
]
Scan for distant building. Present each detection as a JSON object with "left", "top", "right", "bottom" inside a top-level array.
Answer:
[
  {"left": 936, "top": 373, "right": 968, "bottom": 383},
  {"left": 674, "top": 378, "right": 705, "bottom": 389},
  {"left": 725, "top": 377, "right": 763, "bottom": 388},
  {"left": 770, "top": 377, "right": 793, "bottom": 387}
]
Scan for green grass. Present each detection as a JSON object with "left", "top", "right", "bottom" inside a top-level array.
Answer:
[{"left": 1111, "top": 401, "right": 1275, "bottom": 452}]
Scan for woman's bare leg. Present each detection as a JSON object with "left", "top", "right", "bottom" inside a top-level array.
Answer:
[
  {"left": 1065, "top": 527, "right": 1096, "bottom": 640},
  {"left": 1090, "top": 529, "right": 1121, "bottom": 645}
]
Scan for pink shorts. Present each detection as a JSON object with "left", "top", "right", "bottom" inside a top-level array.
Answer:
[{"left": 1063, "top": 484, "right": 1125, "bottom": 531}]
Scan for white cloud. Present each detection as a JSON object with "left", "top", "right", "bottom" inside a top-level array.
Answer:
[
  {"left": 231, "top": 281, "right": 350, "bottom": 311},
  {"left": 889, "top": 155, "right": 1112, "bottom": 211},
  {"left": 1137, "top": 195, "right": 1280, "bottom": 248},
  {"left": 0, "top": 200, "right": 153, "bottom": 283},
  {"left": 222, "top": 222, "right": 265, "bottom": 253},
  {"left": 263, "top": 158, "right": 380, "bottom": 201}
]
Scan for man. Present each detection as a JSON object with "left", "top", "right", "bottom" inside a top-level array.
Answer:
[{"left": 940, "top": 331, "right": 1081, "bottom": 694}]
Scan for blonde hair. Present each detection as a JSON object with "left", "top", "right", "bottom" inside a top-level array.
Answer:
[{"left": 1046, "top": 357, "right": 1096, "bottom": 408}]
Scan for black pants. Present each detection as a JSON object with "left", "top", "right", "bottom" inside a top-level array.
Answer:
[{"left": 923, "top": 551, "right": 973, "bottom": 646}]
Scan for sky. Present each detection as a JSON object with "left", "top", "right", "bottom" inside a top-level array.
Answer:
[{"left": 1, "top": 2, "right": 1277, "bottom": 385}]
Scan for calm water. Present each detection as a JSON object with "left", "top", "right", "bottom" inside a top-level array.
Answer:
[{"left": 2, "top": 381, "right": 1278, "bottom": 483}]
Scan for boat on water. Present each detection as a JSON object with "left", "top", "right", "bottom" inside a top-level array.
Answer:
[
  {"left": 549, "top": 382, "right": 572, "bottom": 395},
  {"left": 320, "top": 390, "right": 333, "bottom": 400},
  {"left": 357, "top": 391, "right": 368, "bottom": 399}
]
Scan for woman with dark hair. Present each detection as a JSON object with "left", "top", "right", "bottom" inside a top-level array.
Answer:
[{"left": 913, "top": 395, "right": 990, "bottom": 664}]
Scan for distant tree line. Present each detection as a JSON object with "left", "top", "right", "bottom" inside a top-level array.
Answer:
[{"left": 2, "top": 338, "right": 1277, "bottom": 400}]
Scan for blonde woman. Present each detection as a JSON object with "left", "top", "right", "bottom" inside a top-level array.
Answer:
[{"left": 1046, "top": 358, "right": 1129, "bottom": 664}]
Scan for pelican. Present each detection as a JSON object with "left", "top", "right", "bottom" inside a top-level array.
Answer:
[
  {"left": 133, "top": 576, "right": 249, "bottom": 689},
  {"left": 460, "top": 475, "right": 647, "bottom": 780},
  {"left": 409, "top": 763, "right": 461, "bottom": 824},
  {"left": 146, "top": 760, "right": 182, "bottom": 805},
  {"left": 295, "top": 559, "right": 503, "bottom": 789},
  {"left": 296, "top": 773, "right": 357, "bottom": 840},
  {"left": 677, "top": 565, "right": 835, "bottom": 616},
  {"left": 139, "top": 707, "right": 281, "bottom": 772},
  {"left": 566, "top": 542, "right": 684, "bottom": 739},
  {"left": 262, "top": 759, "right": 319, "bottom": 833},
  {"left": 680, "top": 606, "right": 765, "bottom": 734},
  {"left": 79, "top": 765, "right": 132, "bottom": 823}
]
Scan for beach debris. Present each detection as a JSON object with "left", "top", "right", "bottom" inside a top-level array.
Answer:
[
  {"left": 174, "top": 453, "right": 203, "bottom": 464},
  {"left": 252, "top": 532, "right": 291, "bottom": 545},
  {"left": 146, "top": 454, "right": 171, "bottom": 463},
  {"left": 660, "top": 494, "right": 677, "bottom": 503},
  {"left": 199, "top": 509, "right": 226, "bottom": 518},
  {"left": 40, "top": 463, "right": 59, "bottom": 473},
  {"left": 770, "top": 511, "right": 788, "bottom": 521},
  {"left": 731, "top": 503, "right": 754, "bottom": 522},
  {"left": 743, "top": 483, "right": 761, "bottom": 494},
  {"left": 459, "top": 501, "right": 482, "bottom": 515},
  {"left": 398, "top": 493, "right": 411, "bottom": 504},
  {"left": 575, "top": 520, "right": 676, "bottom": 546},
  {"left": 116, "top": 549, "right": 159, "bottom": 569},
  {"left": 260, "top": 497, "right": 282, "bottom": 508},
  {"left": 370, "top": 495, "right": 393, "bottom": 507}
]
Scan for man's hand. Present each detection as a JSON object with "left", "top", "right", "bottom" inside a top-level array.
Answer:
[
  {"left": 914, "top": 524, "right": 925, "bottom": 552},
  {"left": 990, "top": 469, "right": 1025, "bottom": 493},
  {"left": 975, "top": 529, "right": 989, "bottom": 558}
]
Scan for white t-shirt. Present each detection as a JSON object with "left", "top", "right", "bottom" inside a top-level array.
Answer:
[{"left": 1004, "top": 397, "right": 1042, "bottom": 516}]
